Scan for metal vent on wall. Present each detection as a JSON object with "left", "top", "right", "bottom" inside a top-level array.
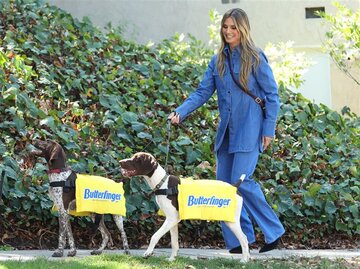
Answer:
[
  {"left": 305, "top": 7, "right": 325, "bottom": 19},
  {"left": 222, "top": 0, "right": 240, "bottom": 4}
]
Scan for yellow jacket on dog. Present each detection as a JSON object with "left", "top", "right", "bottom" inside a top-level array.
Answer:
[
  {"left": 75, "top": 174, "right": 126, "bottom": 216},
  {"left": 178, "top": 178, "right": 237, "bottom": 222}
]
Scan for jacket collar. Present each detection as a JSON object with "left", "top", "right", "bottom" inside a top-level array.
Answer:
[{"left": 224, "top": 44, "right": 241, "bottom": 57}]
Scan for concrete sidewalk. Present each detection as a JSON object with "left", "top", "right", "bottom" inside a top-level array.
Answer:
[{"left": 0, "top": 248, "right": 359, "bottom": 262}]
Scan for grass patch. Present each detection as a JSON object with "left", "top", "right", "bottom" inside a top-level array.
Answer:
[
  {"left": 0, "top": 254, "right": 358, "bottom": 269},
  {"left": 0, "top": 246, "right": 14, "bottom": 251}
]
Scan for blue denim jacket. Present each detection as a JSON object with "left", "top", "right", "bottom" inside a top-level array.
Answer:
[{"left": 175, "top": 45, "right": 280, "bottom": 153}]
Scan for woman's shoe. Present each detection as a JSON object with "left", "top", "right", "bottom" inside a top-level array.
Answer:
[
  {"left": 259, "top": 237, "right": 280, "bottom": 253},
  {"left": 229, "top": 245, "right": 243, "bottom": 254}
]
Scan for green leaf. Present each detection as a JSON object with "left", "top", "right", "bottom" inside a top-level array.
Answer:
[
  {"left": 16, "top": 93, "right": 41, "bottom": 117},
  {"left": 307, "top": 183, "right": 321, "bottom": 197},
  {"left": 335, "top": 220, "right": 347, "bottom": 231},
  {"left": 342, "top": 193, "right": 355, "bottom": 202},
  {"left": 176, "top": 136, "right": 193, "bottom": 146},
  {"left": 137, "top": 132, "right": 152, "bottom": 139},
  {"left": 304, "top": 194, "right": 315, "bottom": 206},
  {"left": 349, "top": 204, "right": 359, "bottom": 218},
  {"left": 301, "top": 168, "right": 312, "bottom": 178},
  {"left": 3, "top": 86, "right": 19, "bottom": 100},
  {"left": 117, "top": 129, "right": 133, "bottom": 143},
  {"left": 186, "top": 148, "right": 200, "bottom": 165},
  {"left": 324, "top": 201, "right": 337, "bottom": 214},
  {"left": 288, "top": 163, "right": 300, "bottom": 173},
  {"left": 40, "top": 117, "right": 56, "bottom": 130},
  {"left": 121, "top": 112, "right": 138, "bottom": 124},
  {"left": 131, "top": 122, "right": 145, "bottom": 132}
]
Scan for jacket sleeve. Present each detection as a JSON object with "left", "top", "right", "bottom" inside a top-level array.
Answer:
[
  {"left": 255, "top": 51, "right": 280, "bottom": 138},
  {"left": 175, "top": 56, "right": 216, "bottom": 122}
]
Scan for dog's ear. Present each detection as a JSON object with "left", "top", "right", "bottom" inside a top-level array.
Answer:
[
  {"left": 48, "top": 143, "right": 62, "bottom": 166},
  {"left": 139, "top": 153, "right": 158, "bottom": 175}
]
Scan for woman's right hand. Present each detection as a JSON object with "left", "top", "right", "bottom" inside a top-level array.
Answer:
[{"left": 167, "top": 112, "right": 180, "bottom": 125}]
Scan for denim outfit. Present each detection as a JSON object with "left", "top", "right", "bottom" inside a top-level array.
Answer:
[{"left": 175, "top": 45, "right": 285, "bottom": 248}]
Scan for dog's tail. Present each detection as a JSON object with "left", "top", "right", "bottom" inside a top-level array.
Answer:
[{"left": 233, "top": 174, "right": 246, "bottom": 189}]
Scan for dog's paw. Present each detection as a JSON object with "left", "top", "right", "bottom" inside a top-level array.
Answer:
[
  {"left": 52, "top": 250, "right": 64, "bottom": 257},
  {"left": 168, "top": 256, "right": 176, "bottom": 262},
  {"left": 143, "top": 251, "right": 153, "bottom": 259},
  {"left": 90, "top": 250, "right": 103, "bottom": 255},
  {"left": 240, "top": 256, "right": 250, "bottom": 263},
  {"left": 67, "top": 249, "right": 77, "bottom": 257}
]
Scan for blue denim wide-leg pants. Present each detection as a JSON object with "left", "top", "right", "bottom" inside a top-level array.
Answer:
[{"left": 216, "top": 131, "right": 285, "bottom": 249}]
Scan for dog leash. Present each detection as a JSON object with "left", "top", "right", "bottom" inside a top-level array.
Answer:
[
  {"left": 140, "top": 120, "right": 173, "bottom": 199},
  {"left": 0, "top": 170, "right": 5, "bottom": 205},
  {"left": 164, "top": 119, "right": 172, "bottom": 173}
]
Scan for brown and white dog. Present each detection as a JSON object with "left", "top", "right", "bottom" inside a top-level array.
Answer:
[
  {"left": 32, "top": 139, "right": 130, "bottom": 257},
  {"left": 119, "top": 152, "right": 250, "bottom": 262}
]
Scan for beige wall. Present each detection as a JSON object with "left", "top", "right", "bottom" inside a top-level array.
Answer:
[
  {"left": 331, "top": 65, "right": 360, "bottom": 114},
  {"left": 47, "top": 0, "right": 360, "bottom": 115}
]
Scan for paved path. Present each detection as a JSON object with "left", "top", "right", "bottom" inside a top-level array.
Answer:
[{"left": 0, "top": 248, "right": 359, "bottom": 262}]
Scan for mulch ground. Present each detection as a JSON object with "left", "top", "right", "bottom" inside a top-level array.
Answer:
[{"left": 1, "top": 217, "right": 359, "bottom": 251}]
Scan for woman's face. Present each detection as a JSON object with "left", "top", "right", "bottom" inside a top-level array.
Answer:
[{"left": 222, "top": 17, "right": 240, "bottom": 49}]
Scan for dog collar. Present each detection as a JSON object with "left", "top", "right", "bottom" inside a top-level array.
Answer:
[{"left": 47, "top": 167, "right": 70, "bottom": 174}]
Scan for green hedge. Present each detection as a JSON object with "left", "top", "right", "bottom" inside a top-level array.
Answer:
[{"left": 0, "top": 0, "right": 359, "bottom": 247}]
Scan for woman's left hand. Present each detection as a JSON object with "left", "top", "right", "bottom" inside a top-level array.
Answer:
[{"left": 262, "top": 136, "right": 273, "bottom": 151}]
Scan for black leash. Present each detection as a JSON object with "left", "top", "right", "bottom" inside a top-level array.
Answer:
[
  {"left": 141, "top": 120, "right": 174, "bottom": 199},
  {"left": 0, "top": 169, "right": 5, "bottom": 205},
  {"left": 164, "top": 119, "right": 172, "bottom": 173}
]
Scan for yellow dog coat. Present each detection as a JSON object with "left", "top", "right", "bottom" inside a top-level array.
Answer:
[
  {"left": 75, "top": 174, "right": 126, "bottom": 216},
  {"left": 177, "top": 178, "right": 237, "bottom": 222},
  {"left": 54, "top": 174, "right": 126, "bottom": 216}
]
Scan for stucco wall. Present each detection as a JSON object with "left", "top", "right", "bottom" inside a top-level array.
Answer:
[
  {"left": 331, "top": 65, "right": 360, "bottom": 114},
  {"left": 47, "top": 0, "right": 352, "bottom": 47},
  {"left": 46, "top": 0, "right": 360, "bottom": 115}
]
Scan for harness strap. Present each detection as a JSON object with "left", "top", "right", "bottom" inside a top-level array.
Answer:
[
  {"left": 49, "top": 181, "right": 66, "bottom": 187},
  {"left": 49, "top": 171, "right": 77, "bottom": 189},
  {"left": 154, "top": 186, "right": 178, "bottom": 196},
  {"left": 152, "top": 173, "right": 168, "bottom": 193},
  {"left": 143, "top": 173, "right": 169, "bottom": 199}
]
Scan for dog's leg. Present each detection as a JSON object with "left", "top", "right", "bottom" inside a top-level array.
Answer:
[
  {"left": 50, "top": 187, "right": 67, "bottom": 257},
  {"left": 168, "top": 224, "right": 179, "bottom": 261},
  {"left": 54, "top": 195, "right": 76, "bottom": 257},
  {"left": 53, "top": 210, "right": 67, "bottom": 257},
  {"left": 64, "top": 199, "right": 77, "bottom": 257},
  {"left": 143, "top": 217, "right": 178, "bottom": 259},
  {"left": 113, "top": 215, "right": 130, "bottom": 255},
  {"left": 224, "top": 196, "right": 250, "bottom": 262},
  {"left": 225, "top": 221, "right": 249, "bottom": 262},
  {"left": 91, "top": 216, "right": 109, "bottom": 255},
  {"left": 64, "top": 212, "right": 77, "bottom": 257},
  {"left": 54, "top": 209, "right": 77, "bottom": 257}
]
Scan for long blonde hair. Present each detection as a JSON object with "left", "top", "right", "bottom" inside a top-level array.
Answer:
[{"left": 216, "top": 8, "right": 260, "bottom": 92}]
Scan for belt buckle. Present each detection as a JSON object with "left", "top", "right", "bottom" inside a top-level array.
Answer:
[{"left": 255, "top": 97, "right": 262, "bottom": 104}]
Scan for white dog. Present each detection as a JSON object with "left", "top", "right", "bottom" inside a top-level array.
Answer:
[{"left": 119, "top": 152, "right": 249, "bottom": 262}]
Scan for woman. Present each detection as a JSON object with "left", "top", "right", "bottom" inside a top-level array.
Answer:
[{"left": 168, "top": 8, "right": 285, "bottom": 253}]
